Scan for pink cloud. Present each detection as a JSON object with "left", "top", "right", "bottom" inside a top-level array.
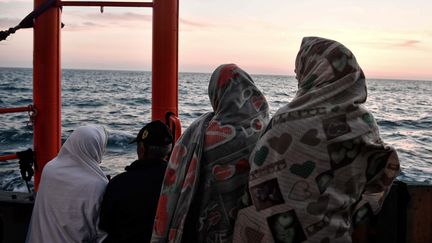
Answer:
[
  {"left": 180, "top": 18, "right": 213, "bottom": 28},
  {"left": 86, "top": 12, "right": 152, "bottom": 22},
  {"left": 61, "top": 11, "right": 213, "bottom": 31},
  {"left": 61, "top": 12, "right": 151, "bottom": 31},
  {"left": 396, "top": 40, "right": 420, "bottom": 47},
  {"left": 360, "top": 39, "right": 422, "bottom": 49},
  {"left": 62, "top": 22, "right": 106, "bottom": 32}
]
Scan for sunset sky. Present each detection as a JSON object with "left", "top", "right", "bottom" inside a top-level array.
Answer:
[{"left": 1, "top": 0, "right": 431, "bottom": 80}]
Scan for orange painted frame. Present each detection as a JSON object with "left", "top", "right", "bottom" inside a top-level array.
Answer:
[
  {"left": 31, "top": 0, "right": 180, "bottom": 190},
  {"left": 152, "top": 0, "right": 181, "bottom": 138},
  {"left": 33, "top": 0, "right": 61, "bottom": 191}
]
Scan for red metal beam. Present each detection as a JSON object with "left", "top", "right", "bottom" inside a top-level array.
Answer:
[
  {"left": 57, "top": 1, "right": 153, "bottom": 8},
  {"left": 33, "top": 0, "right": 62, "bottom": 191},
  {"left": 152, "top": 0, "right": 180, "bottom": 136},
  {"left": 168, "top": 114, "right": 181, "bottom": 142},
  {"left": 0, "top": 106, "right": 32, "bottom": 114},
  {"left": 0, "top": 154, "right": 18, "bottom": 162}
]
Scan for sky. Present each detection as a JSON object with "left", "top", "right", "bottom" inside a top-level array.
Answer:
[{"left": 0, "top": 0, "right": 431, "bottom": 80}]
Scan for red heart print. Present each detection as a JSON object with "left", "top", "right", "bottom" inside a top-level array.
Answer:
[
  {"left": 217, "top": 64, "right": 238, "bottom": 88},
  {"left": 154, "top": 194, "right": 168, "bottom": 235},
  {"left": 205, "top": 121, "right": 235, "bottom": 150},
  {"left": 170, "top": 144, "right": 187, "bottom": 169},
  {"left": 212, "top": 164, "right": 235, "bottom": 181},
  {"left": 164, "top": 168, "right": 176, "bottom": 186},
  {"left": 251, "top": 95, "right": 265, "bottom": 111},
  {"left": 208, "top": 211, "right": 222, "bottom": 226},
  {"left": 183, "top": 154, "right": 197, "bottom": 189},
  {"left": 245, "top": 226, "right": 264, "bottom": 243},
  {"left": 169, "top": 229, "right": 177, "bottom": 241},
  {"left": 252, "top": 118, "right": 263, "bottom": 131},
  {"left": 236, "top": 159, "right": 250, "bottom": 173}
]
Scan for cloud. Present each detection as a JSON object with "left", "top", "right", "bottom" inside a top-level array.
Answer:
[
  {"left": 85, "top": 12, "right": 212, "bottom": 28},
  {"left": 396, "top": 40, "right": 420, "bottom": 48},
  {"left": 180, "top": 18, "right": 213, "bottom": 28},
  {"left": 62, "top": 10, "right": 214, "bottom": 31},
  {"left": 63, "top": 21, "right": 106, "bottom": 32},
  {"left": 86, "top": 12, "right": 152, "bottom": 22},
  {"left": 61, "top": 12, "right": 151, "bottom": 31},
  {"left": 0, "top": 17, "right": 21, "bottom": 28},
  {"left": 83, "top": 21, "right": 101, "bottom": 27},
  {"left": 360, "top": 39, "right": 423, "bottom": 50}
]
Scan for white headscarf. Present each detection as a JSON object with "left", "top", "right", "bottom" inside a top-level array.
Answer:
[{"left": 27, "top": 125, "right": 109, "bottom": 243}]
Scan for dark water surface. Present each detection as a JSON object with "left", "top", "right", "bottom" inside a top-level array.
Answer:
[{"left": 1, "top": 68, "right": 431, "bottom": 191}]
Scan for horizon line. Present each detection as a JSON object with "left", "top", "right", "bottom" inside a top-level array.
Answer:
[{"left": 1, "top": 65, "right": 431, "bottom": 82}]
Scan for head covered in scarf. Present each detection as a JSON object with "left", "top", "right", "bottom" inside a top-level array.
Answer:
[
  {"left": 233, "top": 37, "right": 400, "bottom": 243},
  {"left": 27, "top": 125, "right": 108, "bottom": 242},
  {"left": 283, "top": 36, "right": 367, "bottom": 113},
  {"left": 152, "top": 64, "right": 269, "bottom": 242},
  {"left": 58, "top": 125, "right": 108, "bottom": 178}
]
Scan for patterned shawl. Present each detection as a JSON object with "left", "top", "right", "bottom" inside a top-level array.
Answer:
[
  {"left": 151, "top": 64, "right": 269, "bottom": 243},
  {"left": 233, "top": 37, "right": 400, "bottom": 243}
]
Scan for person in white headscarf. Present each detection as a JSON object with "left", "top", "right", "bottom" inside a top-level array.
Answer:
[
  {"left": 27, "top": 125, "right": 109, "bottom": 243},
  {"left": 233, "top": 37, "right": 400, "bottom": 243}
]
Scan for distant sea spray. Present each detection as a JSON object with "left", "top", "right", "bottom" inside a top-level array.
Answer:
[{"left": 1, "top": 68, "right": 431, "bottom": 191}]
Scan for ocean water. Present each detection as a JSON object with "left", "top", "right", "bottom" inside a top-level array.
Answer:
[{"left": 1, "top": 67, "right": 431, "bottom": 191}]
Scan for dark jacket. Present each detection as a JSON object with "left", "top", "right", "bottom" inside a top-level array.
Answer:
[{"left": 99, "top": 159, "right": 167, "bottom": 243}]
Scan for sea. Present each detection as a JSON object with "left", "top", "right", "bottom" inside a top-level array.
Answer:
[{"left": 1, "top": 67, "right": 431, "bottom": 192}]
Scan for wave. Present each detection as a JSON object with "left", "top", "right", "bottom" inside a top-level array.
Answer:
[
  {"left": 1, "top": 68, "right": 431, "bottom": 189},
  {"left": 0, "top": 85, "right": 32, "bottom": 92},
  {"left": 107, "top": 130, "right": 135, "bottom": 151},
  {"left": 377, "top": 118, "right": 432, "bottom": 129},
  {"left": 0, "top": 127, "right": 33, "bottom": 145},
  {"left": 0, "top": 169, "right": 33, "bottom": 192}
]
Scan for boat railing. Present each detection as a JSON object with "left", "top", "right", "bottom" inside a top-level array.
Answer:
[{"left": 0, "top": 105, "right": 35, "bottom": 162}]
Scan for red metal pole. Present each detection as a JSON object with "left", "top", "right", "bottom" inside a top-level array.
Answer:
[
  {"left": 0, "top": 154, "right": 18, "bottom": 162},
  {"left": 0, "top": 106, "right": 32, "bottom": 114},
  {"left": 58, "top": 1, "right": 153, "bottom": 8},
  {"left": 152, "top": 0, "right": 180, "bottom": 137},
  {"left": 33, "top": 0, "right": 62, "bottom": 190}
]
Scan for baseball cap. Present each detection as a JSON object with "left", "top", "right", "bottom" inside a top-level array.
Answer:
[{"left": 129, "top": 120, "right": 173, "bottom": 146}]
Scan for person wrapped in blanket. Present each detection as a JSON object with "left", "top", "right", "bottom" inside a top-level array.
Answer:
[
  {"left": 27, "top": 125, "right": 109, "bottom": 243},
  {"left": 233, "top": 37, "right": 400, "bottom": 243},
  {"left": 151, "top": 64, "right": 270, "bottom": 243}
]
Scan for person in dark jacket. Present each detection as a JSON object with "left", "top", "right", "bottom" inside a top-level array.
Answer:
[{"left": 99, "top": 120, "right": 173, "bottom": 243}]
